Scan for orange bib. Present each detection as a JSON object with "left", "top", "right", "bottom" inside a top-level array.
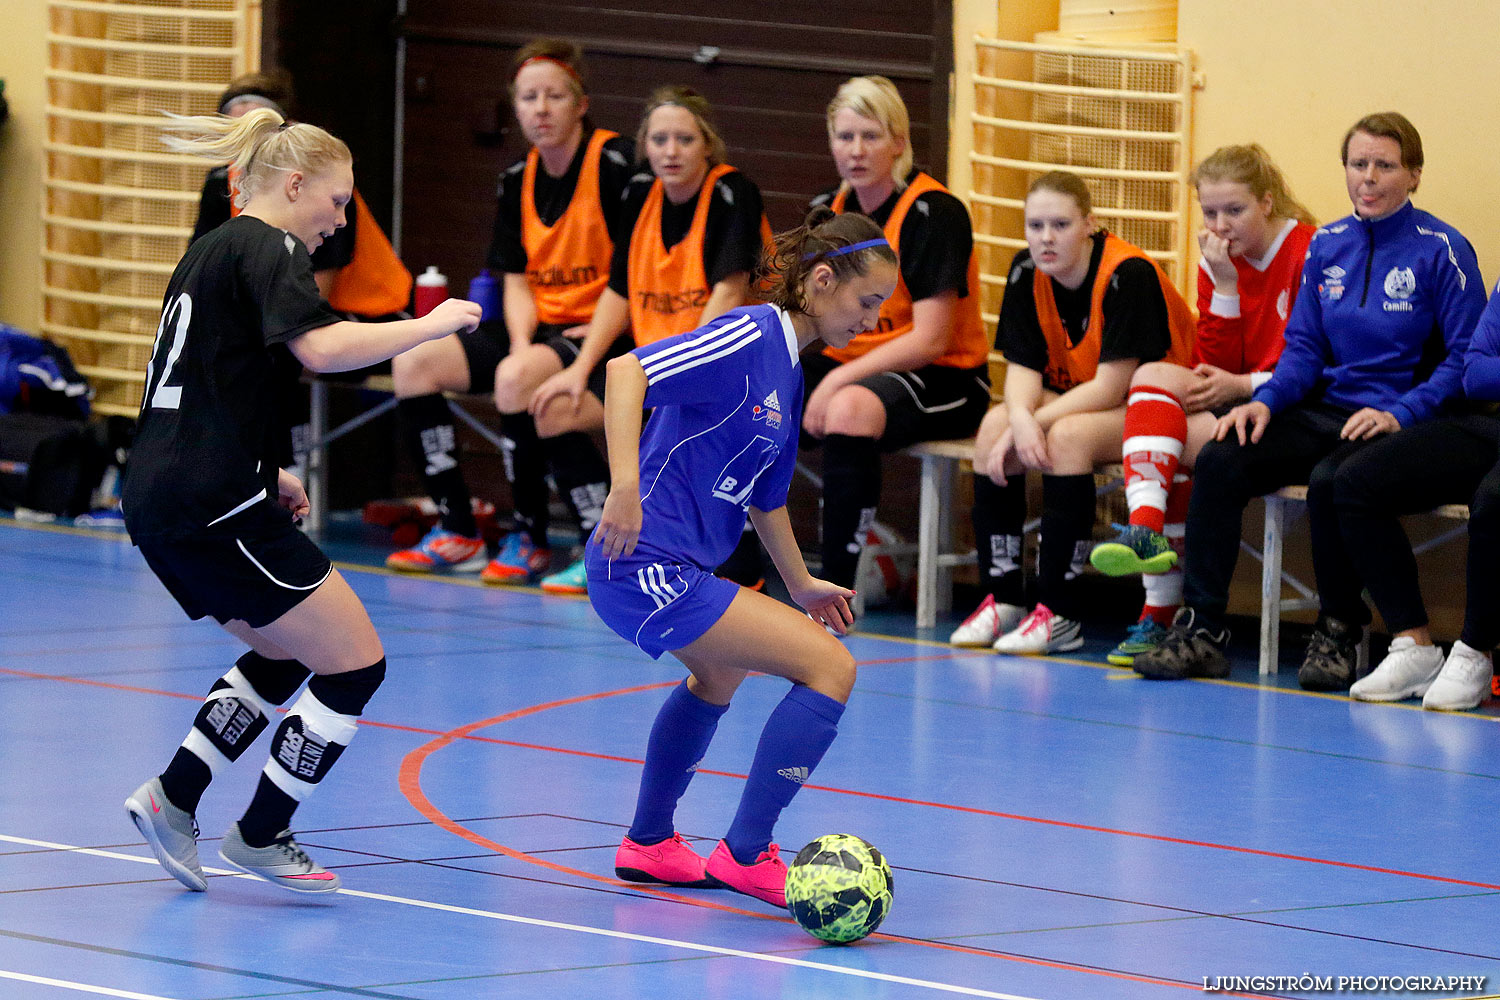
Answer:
[
  {"left": 627, "top": 164, "right": 774, "bottom": 346},
  {"left": 1033, "top": 232, "right": 1194, "bottom": 391},
  {"left": 521, "top": 129, "right": 617, "bottom": 327},
  {"left": 825, "top": 173, "right": 988, "bottom": 368}
]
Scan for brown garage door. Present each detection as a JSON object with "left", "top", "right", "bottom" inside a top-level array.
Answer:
[{"left": 397, "top": 1, "right": 953, "bottom": 282}]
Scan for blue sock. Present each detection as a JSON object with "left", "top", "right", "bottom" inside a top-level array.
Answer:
[
  {"left": 724, "top": 685, "right": 845, "bottom": 865},
  {"left": 627, "top": 680, "right": 729, "bottom": 845}
]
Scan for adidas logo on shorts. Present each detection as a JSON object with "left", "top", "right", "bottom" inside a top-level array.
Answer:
[{"left": 776, "top": 766, "right": 809, "bottom": 784}]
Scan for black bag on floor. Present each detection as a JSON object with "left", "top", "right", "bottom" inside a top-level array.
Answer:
[{"left": 0, "top": 413, "right": 110, "bottom": 517}]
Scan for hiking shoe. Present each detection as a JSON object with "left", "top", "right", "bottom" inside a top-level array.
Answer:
[
  {"left": 218, "top": 823, "right": 341, "bottom": 893},
  {"left": 949, "top": 594, "right": 1027, "bottom": 646},
  {"left": 540, "top": 556, "right": 588, "bottom": 595},
  {"left": 124, "top": 777, "right": 207, "bottom": 892},
  {"left": 705, "top": 840, "right": 787, "bottom": 908},
  {"left": 1350, "top": 636, "right": 1444, "bottom": 702},
  {"left": 1107, "top": 617, "right": 1170, "bottom": 667},
  {"left": 615, "top": 833, "right": 713, "bottom": 887},
  {"left": 1089, "top": 523, "right": 1178, "bottom": 577},
  {"left": 1133, "top": 607, "right": 1230, "bottom": 680},
  {"left": 386, "top": 526, "right": 486, "bottom": 573},
  {"left": 1423, "top": 641, "right": 1493, "bottom": 712},
  {"left": 1298, "top": 616, "right": 1359, "bottom": 692},
  {"left": 480, "top": 531, "right": 551, "bottom": 584}
]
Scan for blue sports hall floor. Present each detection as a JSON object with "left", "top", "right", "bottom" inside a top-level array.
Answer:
[{"left": 3, "top": 514, "right": 1499, "bottom": 1000}]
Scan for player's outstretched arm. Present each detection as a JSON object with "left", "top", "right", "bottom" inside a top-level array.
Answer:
[
  {"left": 749, "top": 505, "right": 855, "bottom": 634},
  {"left": 289, "top": 298, "right": 482, "bottom": 373},
  {"left": 593, "top": 353, "right": 648, "bottom": 559}
]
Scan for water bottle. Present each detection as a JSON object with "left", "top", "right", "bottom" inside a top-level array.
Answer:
[
  {"left": 414, "top": 265, "right": 448, "bottom": 317},
  {"left": 467, "top": 268, "right": 500, "bottom": 322}
]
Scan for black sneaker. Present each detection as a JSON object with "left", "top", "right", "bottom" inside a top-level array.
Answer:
[
  {"left": 1298, "top": 615, "right": 1358, "bottom": 691},
  {"left": 1133, "top": 607, "right": 1231, "bottom": 680}
]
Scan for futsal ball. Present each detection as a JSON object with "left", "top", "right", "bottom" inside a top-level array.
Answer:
[
  {"left": 854, "top": 525, "right": 910, "bottom": 607},
  {"left": 785, "top": 834, "right": 894, "bottom": 943}
]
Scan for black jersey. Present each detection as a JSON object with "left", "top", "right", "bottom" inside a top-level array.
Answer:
[
  {"left": 190, "top": 165, "right": 355, "bottom": 272},
  {"left": 486, "top": 128, "right": 636, "bottom": 274},
  {"left": 607, "top": 168, "right": 766, "bottom": 296},
  {"left": 810, "top": 173, "right": 973, "bottom": 302},
  {"left": 123, "top": 215, "right": 340, "bottom": 540},
  {"left": 999, "top": 231, "right": 1171, "bottom": 388}
]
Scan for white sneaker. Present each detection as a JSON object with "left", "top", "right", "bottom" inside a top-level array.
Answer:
[
  {"left": 1349, "top": 636, "right": 1444, "bottom": 702},
  {"left": 1422, "top": 641, "right": 1493, "bottom": 712},
  {"left": 992, "top": 603, "right": 1083, "bottom": 655},
  {"left": 949, "top": 594, "right": 1026, "bottom": 646}
]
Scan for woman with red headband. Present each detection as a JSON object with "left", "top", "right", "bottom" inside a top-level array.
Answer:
[{"left": 386, "top": 39, "right": 635, "bottom": 582}]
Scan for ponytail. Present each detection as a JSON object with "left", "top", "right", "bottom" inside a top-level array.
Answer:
[
  {"left": 758, "top": 206, "right": 897, "bottom": 314},
  {"left": 162, "top": 108, "right": 350, "bottom": 210}
]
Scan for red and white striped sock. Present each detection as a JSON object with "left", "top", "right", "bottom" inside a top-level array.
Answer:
[{"left": 1122, "top": 385, "right": 1187, "bottom": 534}]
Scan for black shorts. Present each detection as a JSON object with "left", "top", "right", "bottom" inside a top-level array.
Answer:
[
  {"left": 457, "top": 320, "right": 628, "bottom": 401},
  {"left": 802, "top": 353, "right": 991, "bottom": 451},
  {"left": 137, "top": 517, "right": 333, "bottom": 629}
]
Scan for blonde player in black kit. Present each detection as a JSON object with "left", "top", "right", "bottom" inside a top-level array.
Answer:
[{"left": 121, "top": 108, "right": 482, "bottom": 893}]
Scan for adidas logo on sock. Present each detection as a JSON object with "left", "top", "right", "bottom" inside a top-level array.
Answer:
[{"left": 776, "top": 766, "right": 809, "bottom": 783}]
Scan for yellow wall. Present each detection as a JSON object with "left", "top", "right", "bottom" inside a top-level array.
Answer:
[
  {"left": 0, "top": 0, "right": 47, "bottom": 331},
  {"left": 1179, "top": 0, "right": 1500, "bottom": 286}
]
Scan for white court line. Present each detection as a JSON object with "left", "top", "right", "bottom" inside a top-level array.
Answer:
[
  {"left": 0, "top": 969, "right": 175, "bottom": 999},
  {"left": 1, "top": 832, "right": 1048, "bottom": 1000}
]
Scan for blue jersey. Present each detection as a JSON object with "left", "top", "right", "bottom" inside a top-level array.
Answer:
[
  {"left": 1463, "top": 280, "right": 1500, "bottom": 402},
  {"left": 616, "top": 303, "right": 804, "bottom": 571},
  {"left": 1253, "top": 201, "right": 1484, "bottom": 425}
]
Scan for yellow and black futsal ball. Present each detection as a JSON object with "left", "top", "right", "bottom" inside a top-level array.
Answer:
[{"left": 785, "top": 834, "right": 894, "bottom": 943}]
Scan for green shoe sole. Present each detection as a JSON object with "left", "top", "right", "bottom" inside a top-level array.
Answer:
[{"left": 1089, "top": 542, "right": 1177, "bottom": 577}]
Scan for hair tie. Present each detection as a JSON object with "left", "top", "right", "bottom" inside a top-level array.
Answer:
[
  {"left": 801, "top": 237, "right": 890, "bottom": 262},
  {"left": 517, "top": 55, "right": 582, "bottom": 86}
]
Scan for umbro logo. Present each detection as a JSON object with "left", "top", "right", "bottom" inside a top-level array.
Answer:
[{"left": 777, "top": 766, "right": 809, "bottom": 784}]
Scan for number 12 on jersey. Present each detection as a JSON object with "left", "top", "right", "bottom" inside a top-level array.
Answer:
[{"left": 144, "top": 292, "right": 192, "bottom": 411}]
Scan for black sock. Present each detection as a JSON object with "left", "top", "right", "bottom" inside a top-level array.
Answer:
[
  {"left": 971, "top": 474, "right": 1026, "bottom": 606},
  {"left": 821, "top": 434, "right": 881, "bottom": 589},
  {"left": 399, "top": 393, "right": 476, "bottom": 537},
  {"left": 159, "top": 651, "right": 311, "bottom": 815},
  {"left": 1036, "top": 474, "right": 1096, "bottom": 618},
  {"left": 239, "top": 660, "right": 385, "bottom": 847},
  {"left": 499, "top": 411, "right": 551, "bottom": 547},
  {"left": 548, "top": 431, "right": 610, "bottom": 532}
]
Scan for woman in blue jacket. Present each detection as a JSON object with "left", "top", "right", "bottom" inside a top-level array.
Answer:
[
  {"left": 1329, "top": 291, "right": 1500, "bottom": 710},
  {"left": 1133, "top": 112, "right": 1486, "bottom": 689}
]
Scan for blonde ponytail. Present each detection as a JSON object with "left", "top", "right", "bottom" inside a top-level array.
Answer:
[{"left": 162, "top": 108, "right": 350, "bottom": 209}]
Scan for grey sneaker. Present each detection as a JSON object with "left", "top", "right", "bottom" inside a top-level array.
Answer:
[
  {"left": 218, "top": 823, "right": 341, "bottom": 893},
  {"left": 124, "top": 777, "right": 207, "bottom": 892}
]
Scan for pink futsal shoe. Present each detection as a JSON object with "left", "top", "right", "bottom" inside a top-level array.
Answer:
[
  {"left": 705, "top": 839, "right": 788, "bottom": 908},
  {"left": 614, "top": 833, "right": 713, "bottom": 887}
]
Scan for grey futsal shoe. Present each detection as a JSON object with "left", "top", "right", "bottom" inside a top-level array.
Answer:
[
  {"left": 124, "top": 777, "right": 207, "bottom": 891},
  {"left": 218, "top": 823, "right": 341, "bottom": 893}
]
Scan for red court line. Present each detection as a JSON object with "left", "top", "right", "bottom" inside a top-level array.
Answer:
[
  {"left": 16, "top": 661, "right": 1499, "bottom": 894},
  {"left": 397, "top": 685, "right": 1280, "bottom": 997}
]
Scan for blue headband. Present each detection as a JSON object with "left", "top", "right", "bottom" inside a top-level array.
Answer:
[{"left": 802, "top": 237, "right": 890, "bottom": 262}]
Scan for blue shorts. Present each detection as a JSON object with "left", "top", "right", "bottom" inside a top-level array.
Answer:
[{"left": 585, "top": 542, "right": 738, "bottom": 659}]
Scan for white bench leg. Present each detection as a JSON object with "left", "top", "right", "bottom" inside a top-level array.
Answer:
[
  {"left": 915, "top": 454, "right": 942, "bottom": 629},
  {"left": 305, "top": 379, "right": 328, "bottom": 534},
  {"left": 1259, "top": 494, "right": 1285, "bottom": 677}
]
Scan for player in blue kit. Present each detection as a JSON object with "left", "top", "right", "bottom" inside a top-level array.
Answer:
[{"left": 586, "top": 207, "right": 897, "bottom": 908}]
